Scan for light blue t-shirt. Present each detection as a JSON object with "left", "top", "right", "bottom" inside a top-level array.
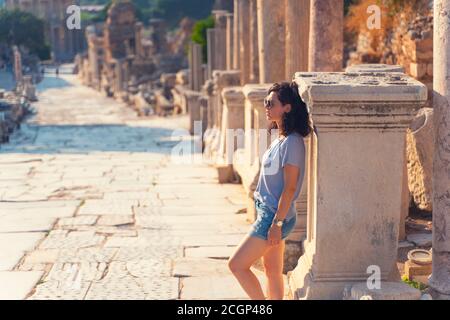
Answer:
[{"left": 253, "top": 132, "right": 306, "bottom": 221}]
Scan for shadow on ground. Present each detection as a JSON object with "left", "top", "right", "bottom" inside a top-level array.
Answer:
[{"left": 0, "top": 124, "right": 199, "bottom": 155}]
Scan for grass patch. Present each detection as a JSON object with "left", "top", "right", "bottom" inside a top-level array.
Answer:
[{"left": 401, "top": 275, "right": 428, "bottom": 291}]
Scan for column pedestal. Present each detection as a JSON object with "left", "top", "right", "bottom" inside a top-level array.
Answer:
[{"left": 288, "top": 71, "right": 427, "bottom": 299}]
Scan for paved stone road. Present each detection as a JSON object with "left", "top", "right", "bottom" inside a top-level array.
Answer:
[{"left": 0, "top": 73, "right": 289, "bottom": 300}]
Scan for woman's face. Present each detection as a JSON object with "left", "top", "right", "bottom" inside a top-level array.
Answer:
[{"left": 264, "top": 92, "right": 291, "bottom": 122}]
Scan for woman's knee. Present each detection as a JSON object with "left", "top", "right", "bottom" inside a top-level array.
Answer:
[
  {"left": 263, "top": 261, "right": 283, "bottom": 278},
  {"left": 263, "top": 256, "right": 283, "bottom": 277},
  {"left": 228, "top": 256, "right": 249, "bottom": 274}
]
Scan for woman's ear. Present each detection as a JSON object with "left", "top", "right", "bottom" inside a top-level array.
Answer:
[{"left": 284, "top": 103, "right": 292, "bottom": 113}]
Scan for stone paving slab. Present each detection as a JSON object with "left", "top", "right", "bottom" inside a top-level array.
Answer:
[
  {"left": 28, "top": 279, "right": 91, "bottom": 300},
  {"left": 39, "top": 231, "right": 104, "bottom": 249},
  {"left": 0, "top": 271, "right": 44, "bottom": 299},
  {"left": 179, "top": 269, "right": 291, "bottom": 300},
  {"left": 0, "top": 215, "right": 56, "bottom": 233},
  {"left": 0, "top": 251, "right": 27, "bottom": 272},
  {"left": 172, "top": 258, "right": 231, "bottom": 277},
  {"left": 78, "top": 199, "right": 137, "bottom": 216},
  {"left": 179, "top": 274, "right": 262, "bottom": 300},
  {"left": 180, "top": 234, "right": 245, "bottom": 247},
  {"left": 184, "top": 246, "right": 235, "bottom": 259},
  {"left": 0, "top": 232, "right": 46, "bottom": 271}
]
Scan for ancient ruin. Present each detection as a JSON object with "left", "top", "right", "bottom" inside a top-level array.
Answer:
[{"left": 0, "top": 0, "right": 448, "bottom": 301}]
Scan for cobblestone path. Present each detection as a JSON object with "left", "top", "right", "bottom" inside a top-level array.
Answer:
[{"left": 0, "top": 73, "right": 284, "bottom": 300}]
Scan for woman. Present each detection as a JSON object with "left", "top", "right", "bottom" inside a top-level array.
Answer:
[{"left": 228, "top": 81, "right": 313, "bottom": 300}]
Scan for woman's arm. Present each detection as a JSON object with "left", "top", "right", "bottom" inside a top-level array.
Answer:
[
  {"left": 275, "top": 164, "right": 299, "bottom": 221},
  {"left": 268, "top": 164, "right": 299, "bottom": 245}
]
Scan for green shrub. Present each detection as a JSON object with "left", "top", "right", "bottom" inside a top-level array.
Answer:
[{"left": 191, "top": 15, "right": 214, "bottom": 64}]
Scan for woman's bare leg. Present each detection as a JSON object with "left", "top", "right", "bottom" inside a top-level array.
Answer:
[
  {"left": 228, "top": 234, "right": 270, "bottom": 300},
  {"left": 262, "top": 240, "right": 285, "bottom": 300}
]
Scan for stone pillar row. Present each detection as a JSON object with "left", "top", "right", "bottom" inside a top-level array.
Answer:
[{"left": 184, "top": 0, "right": 346, "bottom": 281}]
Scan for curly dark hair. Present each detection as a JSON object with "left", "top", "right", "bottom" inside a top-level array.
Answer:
[{"left": 268, "top": 82, "right": 313, "bottom": 138}]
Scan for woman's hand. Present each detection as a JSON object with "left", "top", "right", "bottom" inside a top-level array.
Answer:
[{"left": 268, "top": 224, "right": 282, "bottom": 246}]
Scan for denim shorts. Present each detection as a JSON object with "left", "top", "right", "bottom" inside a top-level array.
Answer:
[{"left": 249, "top": 198, "right": 297, "bottom": 241}]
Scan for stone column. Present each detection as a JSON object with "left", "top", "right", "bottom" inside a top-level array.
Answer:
[
  {"left": 284, "top": 0, "right": 311, "bottom": 263},
  {"left": 207, "top": 12, "right": 227, "bottom": 80},
  {"left": 288, "top": 72, "right": 427, "bottom": 299},
  {"left": 199, "top": 95, "right": 209, "bottom": 138},
  {"left": 249, "top": 0, "right": 260, "bottom": 83},
  {"left": 114, "top": 61, "right": 122, "bottom": 95},
  {"left": 186, "top": 90, "right": 202, "bottom": 135},
  {"left": 189, "top": 42, "right": 203, "bottom": 91},
  {"left": 257, "top": 0, "right": 286, "bottom": 83},
  {"left": 238, "top": 0, "right": 251, "bottom": 85},
  {"left": 135, "top": 22, "right": 144, "bottom": 59},
  {"left": 220, "top": 87, "right": 245, "bottom": 168},
  {"left": 213, "top": 11, "right": 228, "bottom": 71},
  {"left": 210, "top": 70, "right": 241, "bottom": 165},
  {"left": 13, "top": 46, "right": 23, "bottom": 85},
  {"left": 207, "top": 29, "right": 216, "bottom": 80},
  {"left": 429, "top": 0, "right": 450, "bottom": 300},
  {"left": 202, "top": 80, "right": 217, "bottom": 159},
  {"left": 233, "top": 0, "right": 241, "bottom": 70},
  {"left": 285, "top": 0, "right": 310, "bottom": 78},
  {"left": 308, "top": 0, "right": 344, "bottom": 72},
  {"left": 204, "top": 80, "right": 215, "bottom": 132},
  {"left": 225, "top": 13, "right": 234, "bottom": 70}
]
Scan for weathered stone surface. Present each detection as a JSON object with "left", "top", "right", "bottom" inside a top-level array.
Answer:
[
  {"left": 58, "top": 216, "right": 98, "bottom": 227},
  {"left": 97, "top": 215, "right": 134, "bottom": 226},
  {"left": 407, "top": 233, "right": 432, "bottom": 247},
  {"left": 285, "top": 0, "right": 310, "bottom": 77},
  {"left": 56, "top": 248, "right": 118, "bottom": 263},
  {"left": 180, "top": 274, "right": 257, "bottom": 300},
  {"left": 28, "top": 279, "right": 91, "bottom": 300},
  {"left": 0, "top": 232, "right": 46, "bottom": 270},
  {"left": 309, "top": 0, "right": 344, "bottom": 71},
  {"left": 172, "top": 258, "right": 230, "bottom": 277},
  {"left": 0, "top": 271, "right": 44, "bottom": 300},
  {"left": 345, "top": 64, "right": 405, "bottom": 73},
  {"left": 184, "top": 246, "right": 235, "bottom": 259},
  {"left": 39, "top": 231, "right": 104, "bottom": 249},
  {"left": 78, "top": 200, "right": 136, "bottom": 216},
  {"left": 350, "top": 282, "right": 421, "bottom": 300},
  {"left": 126, "top": 259, "right": 172, "bottom": 278},
  {"left": 257, "top": 0, "right": 286, "bottom": 82},
  {"left": 289, "top": 71, "right": 427, "bottom": 300},
  {"left": 22, "top": 249, "right": 60, "bottom": 265},
  {"left": 406, "top": 108, "right": 434, "bottom": 211},
  {"left": 142, "top": 277, "right": 179, "bottom": 300},
  {"left": 44, "top": 262, "right": 107, "bottom": 283},
  {"left": 0, "top": 251, "right": 26, "bottom": 271},
  {"left": 179, "top": 269, "right": 290, "bottom": 300}
]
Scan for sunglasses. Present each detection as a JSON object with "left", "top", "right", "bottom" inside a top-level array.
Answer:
[{"left": 264, "top": 98, "right": 274, "bottom": 109}]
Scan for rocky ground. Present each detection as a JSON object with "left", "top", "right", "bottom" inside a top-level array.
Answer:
[{"left": 0, "top": 72, "right": 289, "bottom": 300}]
